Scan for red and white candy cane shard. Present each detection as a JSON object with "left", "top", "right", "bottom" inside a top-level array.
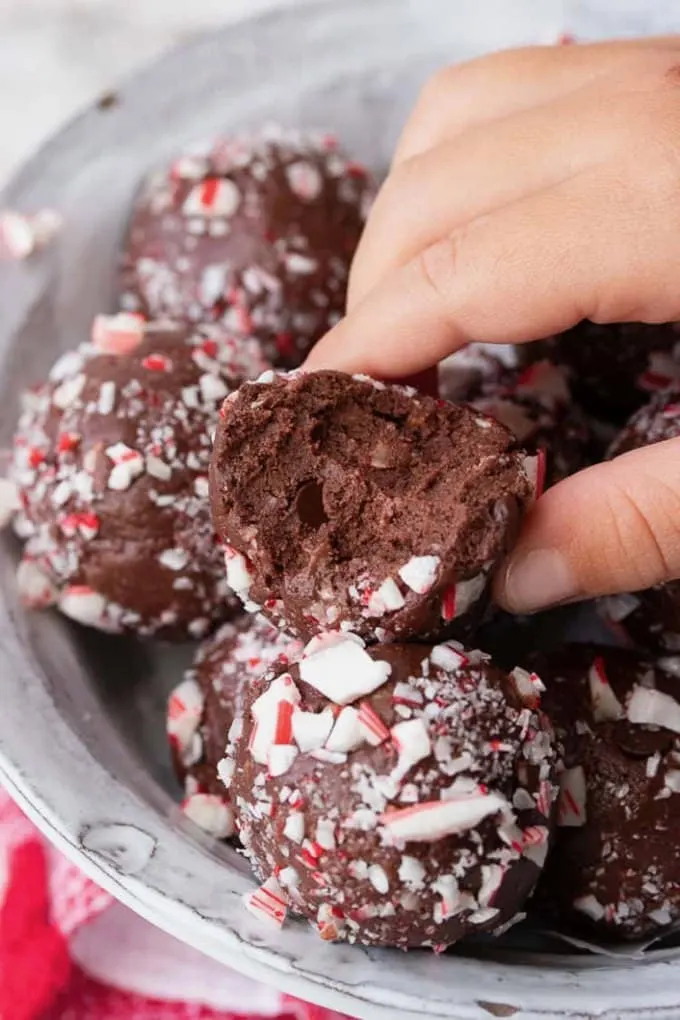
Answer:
[
  {"left": 639, "top": 352, "right": 680, "bottom": 393},
  {"left": 478, "top": 863, "right": 505, "bottom": 907},
  {"left": 268, "top": 743, "right": 298, "bottom": 777},
  {"left": 299, "top": 636, "right": 392, "bottom": 705},
  {"left": 523, "top": 449, "right": 547, "bottom": 502},
  {"left": 380, "top": 790, "right": 508, "bottom": 843},
  {"left": 516, "top": 360, "right": 570, "bottom": 404},
  {"left": 627, "top": 684, "right": 680, "bottom": 734},
  {"left": 430, "top": 641, "right": 468, "bottom": 672},
  {"left": 391, "top": 681, "right": 424, "bottom": 708},
  {"left": 16, "top": 558, "right": 57, "bottom": 609},
  {"left": 390, "top": 718, "right": 432, "bottom": 781},
  {"left": 366, "top": 577, "right": 405, "bottom": 615},
  {"left": 291, "top": 707, "right": 334, "bottom": 753},
  {"left": 182, "top": 793, "right": 234, "bottom": 839},
  {"left": 243, "top": 876, "right": 288, "bottom": 929},
  {"left": 325, "top": 706, "right": 364, "bottom": 753},
  {"left": 316, "top": 903, "right": 345, "bottom": 941},
  {"left": 588, "top": 656, "right": 624, "bottom": 723},
  {"left": 167, "top": 677, "right": 204, "bottom": 753},
  {"left": 398, "top": 555, "right": 440, "bottom": 594},
  {"left": 58, "top": 585, "right": 108, "bottom": 627},
  {"left": 441, "top": 572, "right": 486, "bottom": 623},
  {"left": 535, "top": 778, "right": 554, "bottom": 818},
  {"left": 273, "top": 699, "right": 295, "bottom": 745},
  {"left": 182, "top": 177, "right": 240, "bottom": 218},
  {"left": 509, "top": 667, "right": 545, "bottom": 710},
  {"left": 91, "top": 312, "right": 145, "bottom": 355},
  {"left": 142, "top": 353, "right": 174, "bottom": 372},
  {"left": 557, "top": 766, "right": 587, "bottom": 827},
  {"left": 357, "top": 701, "right": 390, "bottom": 746}
]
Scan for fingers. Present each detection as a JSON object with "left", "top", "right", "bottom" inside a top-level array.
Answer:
[
  {"left": 494, "top": 440, "right": 680, "bottom": 612},
  {"left": 349, "top": 82, "right": 637, "bottom": 308},
  {"left": 393, "top": 38, "right": 680, "bottom": 166},
  {"left": 306, "top": 163, "right": 680, "bottom": 378}
]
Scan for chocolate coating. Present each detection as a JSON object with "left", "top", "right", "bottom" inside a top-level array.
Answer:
[
  {"left": 527, "top": 321, "right": 680, "bottom": 423},
  {"left": 11, "top": 322, "right": 267, "bottom": 638},
  {"left": 119, "top": 129, "right": 374, "bottom": 368},
  {"left": 598, "top": 393, "right": 680, "bottom": 653},
  {"left": 530, "top": 644, "right": 680, "bottom": 940},
  {"left": 470, "top": 361, "right": 592, "bottom": 488},
  {"left": 210, "top": 370, "right": 534, "bottom": 644},
  {"left": 226, "top": 638, "right": 558, "bottom": 948}
]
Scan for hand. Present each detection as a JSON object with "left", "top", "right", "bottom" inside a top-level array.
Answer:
[{"left": 305, "top": 38, "right": 680, "bottom": 614}]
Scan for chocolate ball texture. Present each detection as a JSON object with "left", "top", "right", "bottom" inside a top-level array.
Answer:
[
  {"left": 168, "top": 614, "right": 302, "bottom": 838},
  {"left": 119, "top": 129, "right": 374, "bottom": 368},
  {"left": 530, "top": 645, "right": 680, "bottom": 939},
  {"left": 527, "top": 321, "right": 680, "bottom": 424},
  {"left": 210, "top": 370, "right": 535, "bottom": 644},
  {"left": 598, "top": 393, "right": 680, "bottom": 654},
  {"left": 225, "top": 635, "right": 558, "bottom": 947},
  {"left": 11, "top": 318, "right": 267, "bottom": 638}
]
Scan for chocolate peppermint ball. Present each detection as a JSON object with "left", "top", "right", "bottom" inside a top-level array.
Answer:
[
  {"left": 210, "top": 370, "right": 535, "bottom": 644},
  {"left": 528, "top": 321, "right": 680, "bottom": 423},
  {"left": 438, "top": 343, "right": 513, "bottom": 403},
  {"left": 225, "top": 635, "right": 558, "bottom": 947},
  {"left": 10, "top": 317, "right": 268, "bottom": 638},
  {"left": 530, "top": 645, "right": 680, "bottom": 940},
  {"left": 470, "top": 360, "right": 592, "bottom": 488},
  {"left": 119, "top": 129, "right": 374, "bottom": 368},
  {"left": 168, "top": 614, "right": 302, "bottom": 838},
  {"left": 598, "top": 393, "right": 680, "bottom": 653}
]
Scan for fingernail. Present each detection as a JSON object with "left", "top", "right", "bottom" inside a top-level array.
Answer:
[{"left": 500, "top": 548, "right": 579, "bottom": 614}]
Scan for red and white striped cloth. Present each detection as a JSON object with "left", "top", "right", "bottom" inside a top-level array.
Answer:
[{"left": 0, "top": 787, "right": 351, "bottom": 1020}]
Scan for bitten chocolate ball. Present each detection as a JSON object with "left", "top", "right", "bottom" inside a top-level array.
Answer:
[
  {"left": 119, "top": 129, "right": 374, "bottom": 368},
  {"left": 530, "top": 644, "right": 680, "bottom": 940},
  {"left": 598, "top": 393, "right": 680, "bottom": 653},
  {"left": 527, "top": 321, "right": 680, "bottom": 423},
  {"left": 210, "top": 370, "right": 535, "bottom": 644},
  {"left": 10, "top": 317, "right": 268, "bottom": 638},
  {"left": 167, "top": 614, "right": 302, "bottom": 837},
  {"left": 470, "top": 361, "right": 592, "bottom": 488},
  {"left": 224, "top": 635, "right": 558, "bottom": 946}
]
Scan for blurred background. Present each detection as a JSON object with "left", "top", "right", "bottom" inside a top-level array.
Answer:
[{"left": 0, "top": 0, "right": 312, "bottom": 184}]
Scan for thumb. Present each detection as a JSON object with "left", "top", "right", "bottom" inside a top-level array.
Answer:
[{"left": 494, "top": 438, "right": 680, "bottom": 613}]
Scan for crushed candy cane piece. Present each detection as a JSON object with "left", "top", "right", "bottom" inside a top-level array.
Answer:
[
  {"left": 357, "top": 701, "right": 390, "bottom": 746},
  {"left": 380, "top": 790, "right": 508, "bottom": 843},
  {"left": 366, "top": 577, "right": 405, "bottom": 615},
  {"left": 58, "top": 585, "right": 107, "bottom": 627},
  {"left": 441, "top": 572, "right": 486, "bottom": 622},
  {"left": 523, "top": 449, "right": 546, "bottom": 502},
  {"left": 92, "top": 313, "right": 145, "bottom": 355},
  {"left": 509, "top": 667, "right": 545, "bottom": 709},
  {"left": 398, "top": 555, "right": 440, "bottom": 594},
  {"left": 0, "top": 478, "right": 20, "bottom": 528},
  {"left": 391, "top": 718, "right": 432, "bottom": 781},
  {"left": 325, "top": 706, "right": 364, "bottom": 753},
  {"left": 558, "top": 766, "right": 587, "bottom": 827},
  {"left": 243, "top": 875, "right": 288, "bottom": 929},
  {"left": 627, "top": 685, "right": 680, "bottom": 734},
  {"left": 291, "top": 707, "right": 334, "bottom": 752},
  {"left": 588, "top": 656, "right": 624, "bottom": 722},
  {"left": 167, "top": 678, "right": 204, "bottom": 758},
  {"left": 599, "top": 592, "right": 641, "bottom": 623},
  {"left": 183, "top": 178, "right": 240, "bottom": 218},
  {"left": 430, "top": 642, "right": 468, "bottom": 672},
  {"left": 299, "top": 635, "right": 392, "bottom": 705}
]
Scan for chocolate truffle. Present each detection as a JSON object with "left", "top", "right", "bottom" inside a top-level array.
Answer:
[
  {"left": 527, "top": 321, "right": 680, "bottom": 423},
  {"left": 119, "top": 129, "right": 374, "bottom": 368},
  {"left": 210, "top": 370, "right": 535, "bottom": 644},
  {"left": 225, "top": 634, "right": 558, "bottom": 946},
  {"left": 598, "top": 393, "right": 680, "bottom": 653},
  {"left": 470, "top": 360, "right": 592, "bottom": 488},
  {"left": 10, "top": 316, "right": 268, "bottom": 638},
  {"left": 530, "top": 644, "right": 680, "bottom": 940},
  {"left": 168, "top": 614, "right": 302, "bottom": 837}
]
